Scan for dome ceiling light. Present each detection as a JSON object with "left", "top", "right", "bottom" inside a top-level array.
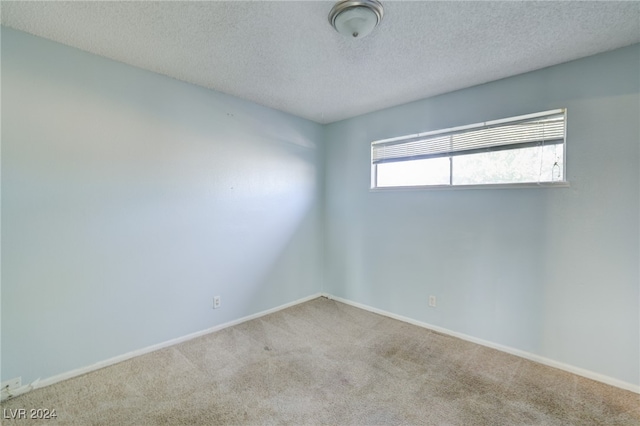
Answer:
[{"left": 328, "top": 0, "right": 384, "bottom": 39}]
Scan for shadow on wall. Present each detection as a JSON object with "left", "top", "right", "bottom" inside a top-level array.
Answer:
[{"left": 1, "top": 27, "right": 324, "bottom": 385}]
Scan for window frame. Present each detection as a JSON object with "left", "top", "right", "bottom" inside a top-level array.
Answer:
[{"left": 370, "top": 109, "right": 569, "bottom": 191}]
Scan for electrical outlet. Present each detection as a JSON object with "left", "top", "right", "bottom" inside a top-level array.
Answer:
[
  {"left": 213, "top": 296, "right": 221, "bottom": 309},
  {"left": 428, "top": 295, "right": 437, "bottom": 307},
  {"left": 1, "top": 377, "right": 22, "bottom": 399}
]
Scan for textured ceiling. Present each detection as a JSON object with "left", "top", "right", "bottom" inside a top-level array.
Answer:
[{"left": 2, "top": 1, "right": 639, "bottom": 124}]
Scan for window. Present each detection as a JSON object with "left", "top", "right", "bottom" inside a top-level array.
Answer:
[{"left": 371, "top": 109, "right": 567, "bottom": 189}]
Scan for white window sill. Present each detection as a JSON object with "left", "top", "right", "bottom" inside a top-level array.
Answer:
[{"left": 370, "top": 181, "right": 570, "bottom": 192}]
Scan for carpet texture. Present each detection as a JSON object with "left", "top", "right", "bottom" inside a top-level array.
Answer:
[{"left": 2, "top": 297, "right": 639, "bottom": 425}]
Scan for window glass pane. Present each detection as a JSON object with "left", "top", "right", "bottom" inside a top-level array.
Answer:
[
  {"left": 377, "top": 157, "right": 450, "bottom": 187},
  {"left": 371, "top": 110, "right": 566, "bottom": 189},
  {"left": 452, "top": 145, "right": 564, "bottom": 185}
]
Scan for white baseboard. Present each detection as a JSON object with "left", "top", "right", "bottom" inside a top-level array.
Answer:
[
  {"left": 5, "top": 291, "right": 637, "bottom": 401},
  {"left": 2, "top": 293, "right": 323, "bottom": 401},
  {"left": 323, "top": 293, "right": 640, "bottom": 394}
]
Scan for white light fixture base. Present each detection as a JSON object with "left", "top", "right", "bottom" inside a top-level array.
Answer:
[{"left": 329, "top": 0, "right": 384, "bottom": 39}]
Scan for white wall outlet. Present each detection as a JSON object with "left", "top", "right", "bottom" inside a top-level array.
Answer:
[
  {"left": 429, "top": 295, "right": 437, "bottom": 307},
  {"left": 213, "top": 296, "right": 221, "bottom": 309},
  {"left": 1, "top": 377, "right": 22, "bottom": 399}
]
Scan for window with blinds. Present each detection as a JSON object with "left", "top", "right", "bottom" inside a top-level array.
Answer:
[{"left": 371, "top": 109, "right": 567, "bottom": 188}]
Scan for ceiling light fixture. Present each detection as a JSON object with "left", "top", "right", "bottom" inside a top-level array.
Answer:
[{"left": 328, "top": 0, "right": 384, "bottom": 39}]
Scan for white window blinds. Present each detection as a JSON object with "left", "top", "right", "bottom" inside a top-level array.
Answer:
[{"left": 372, "top": 109, "right": 566, "bottom": 165}]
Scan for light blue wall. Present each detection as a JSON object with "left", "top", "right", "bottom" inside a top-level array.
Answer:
[
  {"left": 2, "top": 26, "right": 638, "bottom": 390},
  {"left": 324, "top": 44, "right": 640, "bottom": 386},
  {"left": 1, "top": 28, "right": 324, "bottom": 384}
]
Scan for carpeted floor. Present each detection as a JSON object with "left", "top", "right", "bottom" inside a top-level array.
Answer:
[{"left": 2, "top": 297, "right": 639, "bottom": 425}]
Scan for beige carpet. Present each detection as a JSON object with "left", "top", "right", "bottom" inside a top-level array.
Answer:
[{"left": 2, "top": 297, "right": 639, "bottom": 425}]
